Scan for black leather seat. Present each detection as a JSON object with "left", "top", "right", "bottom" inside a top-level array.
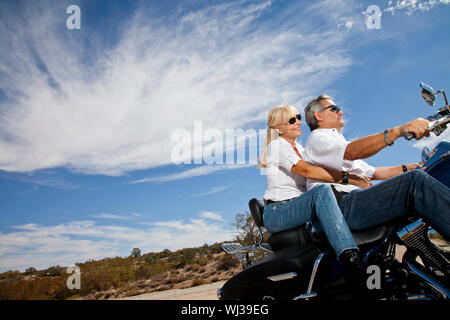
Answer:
[{"left": 248, "top": 198, "right": 387, "bottom": 252}]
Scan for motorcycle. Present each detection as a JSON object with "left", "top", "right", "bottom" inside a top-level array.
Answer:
[{"left": 218, "top": 82, "right": 450, "bottom": 300}]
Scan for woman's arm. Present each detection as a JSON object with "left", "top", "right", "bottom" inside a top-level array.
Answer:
[
  {"left": 372, "top": 163, "right": 421, "bottom": 180},
  {"left": 291, "top": 160, "right": 372, "bottom": 189}
]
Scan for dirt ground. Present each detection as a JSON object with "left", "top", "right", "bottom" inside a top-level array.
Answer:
[{"left": 120, "top": 280, "right": 226, "bottom": 300}]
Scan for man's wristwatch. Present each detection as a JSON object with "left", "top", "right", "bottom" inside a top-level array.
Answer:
[
  {"left": 384, "top": 129, "right": 394, "bottom": 146},
  {"left": 342, "top": 171, "right": 349, "bottom": 185}
]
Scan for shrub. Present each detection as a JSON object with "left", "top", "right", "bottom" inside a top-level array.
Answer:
[
  {"left": 217, "top": 255, "right": 239, "bottom": 271},
  {"left": 192, "top": 279, "right": 205, "bottom": 287}
]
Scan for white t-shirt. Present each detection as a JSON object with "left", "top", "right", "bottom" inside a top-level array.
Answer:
[
  {"left": 264, "top": 138, "right": 307, "bottom": 201},
  {"left": 304, "top": 128, "right": 375, "bottom": 192}
]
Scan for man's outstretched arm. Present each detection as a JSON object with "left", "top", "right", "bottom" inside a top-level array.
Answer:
[{"left": 344, "top": 118, "right": 430, "bottom": 161}]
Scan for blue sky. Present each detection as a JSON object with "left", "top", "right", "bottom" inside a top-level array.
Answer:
[{"left": 0, "top": 0, "right": 449, "bottom": 272}]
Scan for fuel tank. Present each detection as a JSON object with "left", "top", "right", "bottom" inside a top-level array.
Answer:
[{"left": 423, "top": 141, "right": 450, "bottom": 188}]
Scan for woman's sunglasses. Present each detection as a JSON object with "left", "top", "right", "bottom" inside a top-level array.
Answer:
[
  {"left": 287, "top": 114, "right": 302, "bottom": 125},
  {"left": 322, "top": 105, "right": 341, "bottom": 113}
]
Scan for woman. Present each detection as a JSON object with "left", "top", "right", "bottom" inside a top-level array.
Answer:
[{"left": 259, "top": 105, "right": 371, "bottom": 260}]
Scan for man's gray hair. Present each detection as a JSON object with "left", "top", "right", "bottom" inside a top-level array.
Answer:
[{"left": 304, "top": 94, "right": 333, "bottom": 131}]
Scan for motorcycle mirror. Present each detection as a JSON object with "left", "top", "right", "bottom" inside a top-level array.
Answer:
[
  {"left": 421, "top": 146, "right": 431, "bottom": 162},
  {"left": 420, "top": 82, "right": 436, "bottom": 106}
]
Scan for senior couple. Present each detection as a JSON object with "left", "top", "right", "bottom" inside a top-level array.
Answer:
[{"left": 259, "top": 94, "right": 450, "bottom": 292}]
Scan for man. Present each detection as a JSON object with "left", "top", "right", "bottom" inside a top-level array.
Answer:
[
  {"left": 303, "top": 94, "right": 450, "bottom": 293},
  {"left": 305, "top": 94, "right": 429, "bottom": 190}
]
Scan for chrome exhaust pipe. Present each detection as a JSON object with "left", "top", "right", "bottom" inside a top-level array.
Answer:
[{"left": 405, "top": 260, "right": 449, "bottom": 299}]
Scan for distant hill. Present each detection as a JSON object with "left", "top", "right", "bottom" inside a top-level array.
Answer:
[{"left": 0, "top": 242, "right": 241, "bottom": 300}]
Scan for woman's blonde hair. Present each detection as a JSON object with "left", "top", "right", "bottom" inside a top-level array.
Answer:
[{"left": 258, "top": 105, "right": 299, "bottom": 168}]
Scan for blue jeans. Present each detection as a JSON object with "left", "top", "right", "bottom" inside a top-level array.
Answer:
[
  {"left": 263, "top": 184, "right": 358, "bottom": 257},
  {"left": 340, "top": 170, "right": 450, "bottom": 240}
]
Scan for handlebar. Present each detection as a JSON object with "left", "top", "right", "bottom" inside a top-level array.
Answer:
[
  {"left": 404, "top": 132, "right": 415, "bottom": 140},
  {"left": 404, "top": 112, "right": 449, "bottom": 141}
]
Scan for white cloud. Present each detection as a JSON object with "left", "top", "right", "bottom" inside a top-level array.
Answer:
[
  {"left": 199, "top": 211, "right": 225, "bottom": 221},
  {"left": 0, "top": 0, "right": 357, "bottom": 176},
  {"left": 0, "top": 218, "right": 236, "bottom": 272},
  {"left": 413, "top": 130, "right": 450, "bottom": 151},
  {"left": 89, "top": 213, "right": 138, "bottom": 220},
  {"left": 345, "top": 19, "right": 354, "bottom": 30},
  {"left": 385, "top": 0, "right": 450, "bottom": 15}
]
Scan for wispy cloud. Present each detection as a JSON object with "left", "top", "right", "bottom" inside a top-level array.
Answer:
[
  {"left": 193, "top": 184, "right": 234, "bottom": 197},
  {"left": 0, "top": 218, "right": 235, "bottom": 272},
  {"left": 0, "top": 0, "right": 358, "bottom": 176},
  {"left": 0, "top": 169, "right": 78, "bottom": 190},
  {"left": 130, "top": 165, "right": 251, "bottom": 183},
  {"left": 89, "top": 213, "right": 140, "bottom": 220},
  {"left": 199, "top": 211, "right": 225, "bottom": 221}
]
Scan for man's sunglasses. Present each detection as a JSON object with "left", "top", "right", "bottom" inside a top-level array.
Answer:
[
  {"left": 323, "top": 105, "right": 341, "bottom": 113},
  {"left": 287, "top": 114, "right": 302, "bottom": 125}
]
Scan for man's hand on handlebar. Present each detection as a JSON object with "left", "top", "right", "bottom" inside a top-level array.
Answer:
[{"left": 400, "top": 118, "right": 431, "bottom": 140}]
